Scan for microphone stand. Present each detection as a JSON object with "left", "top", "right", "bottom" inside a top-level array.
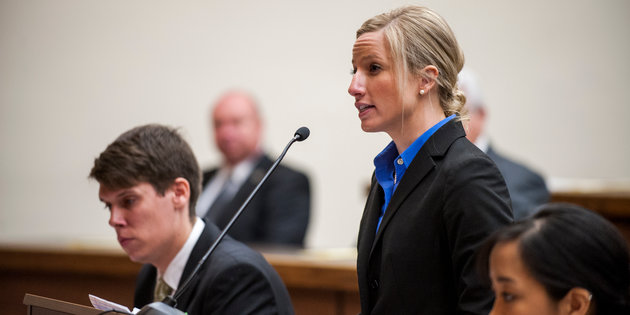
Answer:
[{"left": 137, "top": 127, "right": 310, "bottom": 315}]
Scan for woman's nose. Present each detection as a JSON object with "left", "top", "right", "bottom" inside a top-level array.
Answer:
[{"left": 348, "top": 72, "right": 365, "bottom": 98}]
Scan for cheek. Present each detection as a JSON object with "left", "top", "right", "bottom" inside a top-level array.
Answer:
[
  {"left": 530, "top": 292, "right": 560, "bottom": 315},
  {"left": 497, "top": 295, "right": 557, "bottom": 315},
  {"left": 142, "top": 199, "right": 173, "bottom": 227},
  {"left": 370, "top": 81, "right": 399, "bottom": 107}
]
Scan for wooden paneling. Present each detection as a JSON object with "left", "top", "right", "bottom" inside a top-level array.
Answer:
[
  {"left": 551, "top": 191, "right": 630, "bottom": 243},
  {"left": 262, "top": 250, "right": 359, "bottom": 315},
  {"left": 0, "top": 245, "right": 359, "bottom": 315},
  {"left": 0, "top": 245, "right": 139, "bottom": 315}
]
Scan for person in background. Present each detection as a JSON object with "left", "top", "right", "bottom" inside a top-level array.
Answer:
[
  {"left": 458, "top": 68, "right": 549, "bottom": 220},
  {"left": 197, "top": 90, "right": 310, "bottom": 247},
  {"left": 348, "top": 5, "right": 513, "bottom": 314},
  {"left": 89, "top": 124, "right": 294, "bottom": 314},
  {"left": 477, "top": 203, "right": 630, "bottom": 315}
]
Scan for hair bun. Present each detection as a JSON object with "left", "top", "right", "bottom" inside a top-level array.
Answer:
[{"left": 450, "top": 88, "right": 467, "bottom": 117}]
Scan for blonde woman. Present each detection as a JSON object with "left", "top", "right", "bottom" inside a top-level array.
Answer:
[{"left": 349, "top": 6, "right": 513, "bottom": 314}]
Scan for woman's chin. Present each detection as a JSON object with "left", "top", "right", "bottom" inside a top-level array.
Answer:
[{"left": 360, "top": 122, "right": 380, "bottom": 133}]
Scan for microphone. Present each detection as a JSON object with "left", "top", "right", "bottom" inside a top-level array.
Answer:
[
  {"left": 294, "top": 126, "right": 309, "bottom": 142},
  {"left": 137, "top": 127, "right": 310, "bottom": 315}
]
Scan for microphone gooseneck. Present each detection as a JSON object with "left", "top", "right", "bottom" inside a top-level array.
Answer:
[{"left": 137, "top": 127, "right": 310, "bottom": 315}]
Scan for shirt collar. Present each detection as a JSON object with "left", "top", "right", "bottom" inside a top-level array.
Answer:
[
  {"left": 399, "top": 114, "right": 456, "bottom": 167},
  {"left": 374, "top": 141, "right": 398, "bottom": 175},
  {"left": 231, "top": 155, "right": 258, "bottom": 186},
  {"left": 160, "top": 217, "right": 205, "bottom": 290},
  {"left": 374, "top": 114, "right": 456, "bottom": 182},
  {"left": 474, "top": 131, "right": 490, "bottom": 153},
  {"left": 221, "top": 153, "right": 260, "bottom": 188}
]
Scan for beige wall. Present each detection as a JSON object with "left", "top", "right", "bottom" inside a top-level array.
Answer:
[{"left": 1, "top": 0, "right": 629, "bottom": 248}]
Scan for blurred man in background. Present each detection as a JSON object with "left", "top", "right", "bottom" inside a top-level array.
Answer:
[
  {"left": 459, "top": 69, "right": 549, "bottom": 220},
  {"left": 196, "top": 90, "right": 310, "bottom": 247}
]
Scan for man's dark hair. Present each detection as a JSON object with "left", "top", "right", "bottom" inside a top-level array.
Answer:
[
  {"left": 477, "top": 203, "right": 630, "bottom": 314},
  {"left": 89, "top": 124, "right": 201, "bottom": 218}
]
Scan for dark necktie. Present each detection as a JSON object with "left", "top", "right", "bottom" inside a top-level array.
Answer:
[{"left": 205, "top": 176, "right": 234, "bottom": 226}]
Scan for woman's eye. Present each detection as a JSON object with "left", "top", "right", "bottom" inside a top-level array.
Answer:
[
  {"left": 501, "top": 292, "right": 516, "bottom": 302},
  {"left": 350, "top": 67, "right": 357, "bottom": 75},
  {"left": 369, "top": 64, "right": 382, "bottom": 73}
]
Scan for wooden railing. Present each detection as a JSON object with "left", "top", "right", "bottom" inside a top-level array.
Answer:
[
  {"left": 2, "top": 189, "right": 628, "bottom": 315},
  {"left": 0, "top": 245, "right": 359, "bottom": 315}
]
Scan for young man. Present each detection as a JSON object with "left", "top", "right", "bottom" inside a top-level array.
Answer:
[{"left": 89, "top": 124, "right": 293, "bottom": 314}]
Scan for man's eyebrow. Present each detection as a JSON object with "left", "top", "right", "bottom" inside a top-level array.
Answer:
[
  {"left": 116, "top": 189, "right": 133, "bottom": 197},
  {"left": 99, "top": 188, "right": 134, "bottom": 202}
]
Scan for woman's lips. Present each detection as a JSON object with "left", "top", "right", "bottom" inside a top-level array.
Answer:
[{"left": 356, "top": 103, "right": 375, "bottom": 119}]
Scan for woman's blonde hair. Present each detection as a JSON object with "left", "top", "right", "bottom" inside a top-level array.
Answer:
[{"left": 357, "top": 5, "right": 467, "bottom": 117}]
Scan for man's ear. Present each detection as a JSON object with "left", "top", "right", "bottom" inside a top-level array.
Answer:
[
  {"left": 559, "top": 287, "right": 592, "bottom": 315},
  {"left": 170, "top": 177, "right": 191, "bottom": 211},
  {"left": 417, "top": 65, "right": 439, "bottom": 94}
]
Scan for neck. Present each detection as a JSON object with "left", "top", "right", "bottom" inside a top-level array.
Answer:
[
  {"left": 390, "top": 95, "right": 445, "bottom": 154},
  {"left": 155, "top": 215, "right": 195, "bottom": 274}
]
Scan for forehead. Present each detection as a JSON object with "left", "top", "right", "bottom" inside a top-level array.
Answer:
[
  {"left": 491, "top": 241, "right": 520, "bottom": 266},
  {"left": 98, "top": 182, "right": 155, "bottom": 201},
  {"left": 352, "top": 30, "right": 390, "bottom": 62},
  {"left": 490, "top": 241, "right": 532, "bottom": 282},
  {"left": 213, "top": 94, "right": 258, "bottom": 121}
]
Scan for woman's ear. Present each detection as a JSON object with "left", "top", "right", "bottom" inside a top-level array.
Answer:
[
  {"left": 170, "top": 177, "right": 191, "bottom": 212},
  {"left": 418, "top": 65, "right": 439, "bottom": 94},
  {"left": 559, "top": 287, "right": 592, "bottom": 315}
]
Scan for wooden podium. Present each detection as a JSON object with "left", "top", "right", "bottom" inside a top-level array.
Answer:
[{"left": 23, "top": 294, "right": 102, "bottom": 315}]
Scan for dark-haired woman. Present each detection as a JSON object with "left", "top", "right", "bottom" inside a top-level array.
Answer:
[{"left": 478, "top": 203, "right": 630, "bottom": 315}]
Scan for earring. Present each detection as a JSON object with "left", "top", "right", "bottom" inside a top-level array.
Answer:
[{"left": 420, "top": 89, "right": 425, "bottom": 95}]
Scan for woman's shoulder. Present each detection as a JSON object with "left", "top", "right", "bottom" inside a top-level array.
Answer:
[{"left": 442, "top": 137, "right": 496, "bottom": 169}]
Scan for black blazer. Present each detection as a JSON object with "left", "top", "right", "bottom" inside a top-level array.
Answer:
[
  {"left": 202, "top": 154, "right": 310, "bottom": 247},
  {"left": 357, "top": 119, "right": 513, "bottom": 314},
  {"left": 134, "top": 221, "right": 294, "bottom": 314},
  {"left": 486, "top": 146, "right": 549, "bottom": 220}
]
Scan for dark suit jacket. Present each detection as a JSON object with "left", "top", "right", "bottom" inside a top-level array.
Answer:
[
  {"left": 134, "top": 221, "right": 294, "bottom": 314},
  {"left": 486, "top": 146, "right": 549, "bottom": 220},
  {"left": 357, "top": 119, "right": 513, "bottom": 315},
  {"left": 202, "top": 154, "right": 310, "bottom": 247}
]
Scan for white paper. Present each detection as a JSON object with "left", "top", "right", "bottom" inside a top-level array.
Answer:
[{"left": 88, "top": 294, "right": 140, "bottom": 314}]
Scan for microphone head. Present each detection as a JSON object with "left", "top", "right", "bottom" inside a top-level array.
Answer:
[{"left": 294, "top": 127, "right": 310, "bottom": 141}]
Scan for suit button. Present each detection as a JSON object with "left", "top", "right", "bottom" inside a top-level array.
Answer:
[{"left": 369, "top": 279, "right": 379, "bottom": 289}]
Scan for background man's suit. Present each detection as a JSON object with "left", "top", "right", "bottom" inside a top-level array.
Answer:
[
  {"left": 357, "top": 119, "right": 513, "bottom": 314},
  {"left": 134, "top": 221, "right": 294, "bottom": 314},
  {"left": 486, "top": 146, "right": 549, "bottom": 220},
  {"left": 202, "top": 154, "right": 310, "bottom": 246}
]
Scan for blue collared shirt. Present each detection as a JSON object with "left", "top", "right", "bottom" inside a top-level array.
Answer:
[{"left": 373, "top": 114, "right": 456, "bottom": 233}]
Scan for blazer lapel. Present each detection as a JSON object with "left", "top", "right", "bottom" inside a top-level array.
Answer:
[
  {"left": 369, "top": 154, "right": 435, "bottom": 258},
  {"left": 358, "top": 173, "right": 383, "bottom": 262},
  {"left": 369, "top": 119, "right": 467, "bottom": 257},
  {"left": 175, "top": 221, "right": 220, "bottom": 308}
]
